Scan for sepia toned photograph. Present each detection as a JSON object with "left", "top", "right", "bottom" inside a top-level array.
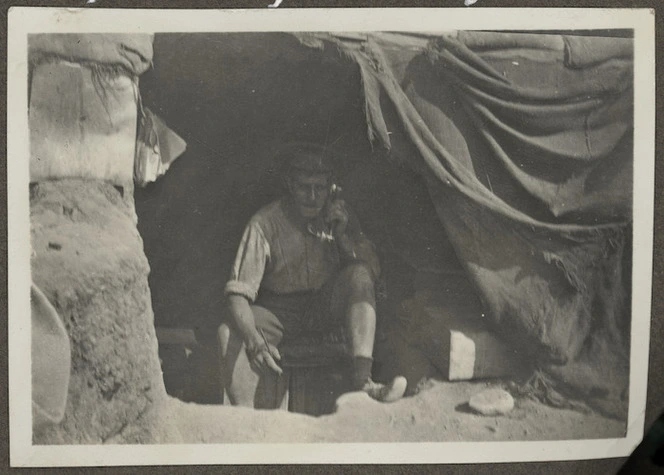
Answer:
[{"left": 7, "top": 7, "right": 655, "bottom": 466}]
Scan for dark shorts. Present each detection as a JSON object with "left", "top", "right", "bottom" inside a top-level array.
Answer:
[{"left": 251, "top": 262, "right": 376, "bottom": 346}]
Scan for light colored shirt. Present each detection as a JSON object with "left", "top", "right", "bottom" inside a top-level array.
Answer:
[{"left": 226, "top": 198, "right": 355, "bottom": 302}]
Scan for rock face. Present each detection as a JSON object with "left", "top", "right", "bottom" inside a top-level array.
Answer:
[
  {"left": 31, "top": 180, "right": 167, "bottom": 444},
  {"left": 468, "top": 388, "right": 515, "bottom": 416}
]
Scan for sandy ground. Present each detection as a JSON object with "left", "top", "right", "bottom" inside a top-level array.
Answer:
[{"left": 145, "top": 379, "right": 625, "bottom": 444}]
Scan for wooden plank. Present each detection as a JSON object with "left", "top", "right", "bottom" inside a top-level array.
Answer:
[
  {"left": 288, "top": 363, "right": 349, "bottom": 416},
  {"left": 449, "top": 330, "right": 475, "bottom": 380},
  {"left": 448, "top": 328, "right": 520, "bottom": 381},
  {"left": 155, "top": 327, "right": 198, "bottom": 346},
  {"left": 422, "top": 306, "right": 522, "bottom": 381},
  {"left": 255, "top": 368, "right": 289, "bottom": 410},
  {"left": 281, "top": 342, "right": 348, "bottom": 368}
]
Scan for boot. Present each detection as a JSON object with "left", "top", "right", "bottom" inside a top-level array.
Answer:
[{"left": 362, "top": 376, "right": 407, "bottom": 403}]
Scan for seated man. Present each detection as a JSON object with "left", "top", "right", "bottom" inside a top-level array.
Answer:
[{"left": 219, "top": 143, "right": 407, "bottom": 406}]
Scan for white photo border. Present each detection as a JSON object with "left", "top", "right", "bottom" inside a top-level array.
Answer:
[{"left": 7, "top": 6, "right": 656, "bottom": 466}]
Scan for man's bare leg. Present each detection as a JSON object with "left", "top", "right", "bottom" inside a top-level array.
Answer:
[
  {"left": 338, "top": 264, "right": 406, "bottom": 402},
  {"left": 347, "top": 301, "right": 376, "bottom": 358},
  {"left": 218, "top": 323, "right": 261, "bottom": 406},
  {"left": 219, "top": 302, "right": 285, "bottom": 407}
]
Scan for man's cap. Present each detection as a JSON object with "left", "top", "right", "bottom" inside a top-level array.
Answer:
[{"left": 276, "top": 142, "right": 335, "bottom": 175}]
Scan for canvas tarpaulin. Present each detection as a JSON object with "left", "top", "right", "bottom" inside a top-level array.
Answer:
[{"left": 301, "top": 31, "right": 633, "bottom": 418}]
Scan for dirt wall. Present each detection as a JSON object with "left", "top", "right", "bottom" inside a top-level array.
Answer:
[{"left": 31, "top": 180, "right": 169, "bottom": 444}]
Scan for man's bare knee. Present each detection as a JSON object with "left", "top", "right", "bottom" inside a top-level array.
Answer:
[
  {"left": 332, "top": 262, "right": 377, "bottom": 319},
  {"left": 343, "top": 263, "right": 376, "bottom": 304},
  {"left": 217, "top": 323, "right": 232, "bottom": 357},
  {"left": 342, "top": 262, "right": 375, "bottom": 288}
]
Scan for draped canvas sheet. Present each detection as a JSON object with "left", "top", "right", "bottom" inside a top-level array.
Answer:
[{"left": 303, "top": 32, "right": 633, "bottom": 418}]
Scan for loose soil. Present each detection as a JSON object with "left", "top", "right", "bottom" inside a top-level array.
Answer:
[{"left": 146, "top": 379, "right": 624, "bottom": 444}]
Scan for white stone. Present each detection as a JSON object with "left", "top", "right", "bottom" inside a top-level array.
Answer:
[{"left": 468, "top": 388, "right": 515, "bottom": 416}]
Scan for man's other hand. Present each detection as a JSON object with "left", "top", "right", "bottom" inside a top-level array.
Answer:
[
  {"left": 246, "top": 341, "right": 283, "bottom": 375},
  {"left": 326, "top": 198, "right": 349, "bottom": 239}
]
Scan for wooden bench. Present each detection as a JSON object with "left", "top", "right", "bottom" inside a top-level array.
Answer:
[
  {"left": 276, "top": 341, "right": 351, "bottom": 415},
  {"left": 217, "top": 323, "right": 351, "bottom": 416}
]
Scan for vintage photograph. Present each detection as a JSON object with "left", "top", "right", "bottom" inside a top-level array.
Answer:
[{"left": 8, "top": 7, "right": 655, "bottom": 466}]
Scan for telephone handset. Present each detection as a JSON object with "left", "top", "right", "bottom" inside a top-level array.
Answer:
[{"left": 307, "top": 183, "right": 342, "bottom": 241}]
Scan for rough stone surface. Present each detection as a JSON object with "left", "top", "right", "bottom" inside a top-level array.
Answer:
[
  {"left": 31, "top": 180, "right": 166, "bottom": 444},
  {"left": 469, "top": 388, "right": 515, "bottom": 416}
]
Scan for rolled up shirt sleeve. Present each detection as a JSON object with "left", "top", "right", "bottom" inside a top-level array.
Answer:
[{"left": 224, "top": 221, "right": 270, "bottom": 302}]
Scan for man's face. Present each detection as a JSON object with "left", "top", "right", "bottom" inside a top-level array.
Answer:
[{"left": 288, "top": 171, "right": 331, "bottom": 219}]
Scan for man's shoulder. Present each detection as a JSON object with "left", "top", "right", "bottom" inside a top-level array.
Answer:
[{"left": 248, "top": 198, "right": 286, "bottom": 228}]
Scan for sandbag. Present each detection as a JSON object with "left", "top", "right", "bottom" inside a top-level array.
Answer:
[
  {"left": 29, "top": 34, "right": 153, "bottom": 76},
  {"left": 563, "top": 36, "right": 634, "bottom": 69},
  {"left": 29, "top": 61, "right": 138, "bottom": 185}
]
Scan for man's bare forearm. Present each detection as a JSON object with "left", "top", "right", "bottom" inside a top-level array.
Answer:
[{"left": 227, "top": 294, "right": 262, "bottom": 348}]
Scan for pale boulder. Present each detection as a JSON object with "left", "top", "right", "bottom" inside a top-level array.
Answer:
[{"left": 468, "top": 388, "right": 515, "bottom": 416}]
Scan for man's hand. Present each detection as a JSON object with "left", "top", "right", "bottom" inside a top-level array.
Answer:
[
  {"left": 326, "top": 198, "right": 349, "bottom": 239},
  {"left": 246, "top": 339, "right": 283, "bottom": 375}
]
